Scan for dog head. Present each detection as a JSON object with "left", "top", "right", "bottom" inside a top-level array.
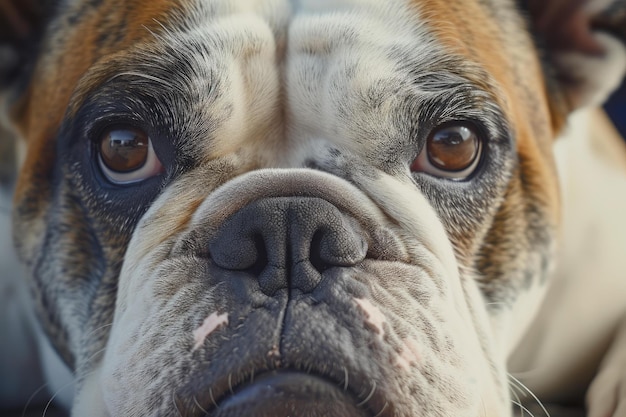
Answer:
[{"left": 2, "top": 0, "right": 625, "bottom": 416}]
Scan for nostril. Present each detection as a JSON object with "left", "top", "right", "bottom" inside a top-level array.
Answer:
[
  {"left": 208, "top": 197, "right": 368, "bottom": 296},
  {"left": 246, "top": 233, "right": 268, "bottom": 276},
  {"left": 308, "top": 224, "right": 367, "bottom": 272},
  {"left": 309, "top": 229, "right": 328, "bottom": 274},
  {"left": 316, "top": 219, "right": 368, "bottom": 268},
  {"left": 209, "top": 229, "right": 260, "bottom": 271}
]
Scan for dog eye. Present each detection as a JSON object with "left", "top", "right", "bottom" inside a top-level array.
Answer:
[
  {"left": 98, "top": 127, "right": 164, "bottom": 184},
  {"left": 410, "top": 122, "right": 482, "bottom": 179}
]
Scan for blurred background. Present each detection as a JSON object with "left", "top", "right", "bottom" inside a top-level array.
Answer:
[{"left": 607, "top": 80, "right": 626, "bottom": 136}]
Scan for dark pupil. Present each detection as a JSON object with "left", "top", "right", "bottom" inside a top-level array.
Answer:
[
  {"left": 428, "top": 125, "right": 478, "bottom": 171},
  {"left": 100, "top": 129, "right": 148, "bottom": 172}
]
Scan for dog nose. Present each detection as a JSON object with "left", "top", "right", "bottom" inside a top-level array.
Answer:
[{"left": 209, "top": 197, "right": 368, "bottom": 295}]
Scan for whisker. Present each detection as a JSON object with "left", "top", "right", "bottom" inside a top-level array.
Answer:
[
  {"left": 509, "top": 375, "right": 529, "bottom": 398},
  {"left": 35, "top": 340, "right": 111, "bottom": 416},
  {"left": 208, "top": 387, "right": 218, "bottom": 408},
  {"left": 228, "top": 373, "right": 234, "bottom": 395},
  {"left": 41, "top": 370, "right": 96, "bottom": 417},
  {"left": 512, "top": 400, "right": 536, "bottom": 417},
  {"left": 509, "top": 374, "right": 551, "bottom": 417},
  {"left": 356, "top": 380, "right": 376, "bottom": 407},
  {"left": 372, "top": 401, "right": 388, "bottom": 417},
  {"left": 21, "top": 382, "right": 51, "bottom": 417},
  {"left": 172, "top": 388, "right": 183, "bottom": 417},
  {"left": 193, "top": 395, "right": 210, "bottom": 416},
  {"left": 509, "top": 380, "right": 524, "bottom": 416}
]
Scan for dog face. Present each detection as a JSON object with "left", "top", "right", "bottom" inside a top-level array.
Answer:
[{"left": 3, "top": 0, "right": 591, "bottom": 415}]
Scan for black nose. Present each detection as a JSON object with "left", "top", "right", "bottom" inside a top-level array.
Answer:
[{"left": 209, "top": 197, "right": 367, "bottom": 296}]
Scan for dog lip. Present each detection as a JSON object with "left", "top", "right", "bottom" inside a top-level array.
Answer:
[
  {"left": 193, "top": 369, "right": 389, "bottom": 417},
  {"left": 209, "top": 371, "right": 372, "bottom": 417}
]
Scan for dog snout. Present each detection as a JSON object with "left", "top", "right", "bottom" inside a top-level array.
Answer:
[{"left": 209, "top": 197, "right": 368, "bottom": 296}]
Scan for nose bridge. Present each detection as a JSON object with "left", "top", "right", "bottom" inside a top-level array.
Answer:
[{"left": 208, "top": 197, "right": 368, "bottom": 296}]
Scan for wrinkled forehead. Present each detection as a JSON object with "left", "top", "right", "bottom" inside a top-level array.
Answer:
[{"left": 18, "top": 0, "right": 553, "bottom": 163}]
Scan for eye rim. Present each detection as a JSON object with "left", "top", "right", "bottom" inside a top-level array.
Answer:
[
  {"left": 96, "top": 125, "right": 164, "bottom": 185},
  {"left": 410, "top": 121, "right": 484, "bottom": 181}
]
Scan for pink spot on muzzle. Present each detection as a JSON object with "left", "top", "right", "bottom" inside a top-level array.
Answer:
[
  {"left": 355, "top": 298, "right": 386, "bottom": 338},
  {"left": 192, "top": 312, "right": 229, "bottom": 351},
  {"left": 396, "top": 338, "right": 422, "bottom": 371}
]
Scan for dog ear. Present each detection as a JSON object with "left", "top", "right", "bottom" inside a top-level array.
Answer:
[
  {"left": 529, "top": 0, "right": 626, "bottom": 124},
  {"left": 0, "top": 0, "right": 47, "bottom": 114}
]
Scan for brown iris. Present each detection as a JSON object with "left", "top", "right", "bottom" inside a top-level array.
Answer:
[
  {"left": 99, "top": 128, "right": 149, "bottom": 173},
  {"left": 426, "top": 123, "right": 480, "bottom": 172}
]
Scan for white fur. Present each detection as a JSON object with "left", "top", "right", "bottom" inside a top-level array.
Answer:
[{"left": 509, "top": 109, "right": 626, "bottom": 410}]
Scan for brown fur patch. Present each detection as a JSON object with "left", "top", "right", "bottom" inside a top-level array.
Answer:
[
  {"left": 12, "top": 0, "right": 190, "bottom": 213},
  {"left": 411, "top": 0, "right": 561, "bottom": 225}
]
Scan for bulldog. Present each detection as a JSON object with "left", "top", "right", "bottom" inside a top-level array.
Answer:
[{"left": 1, "top": 0, "right": 626, "bottom": 416}]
